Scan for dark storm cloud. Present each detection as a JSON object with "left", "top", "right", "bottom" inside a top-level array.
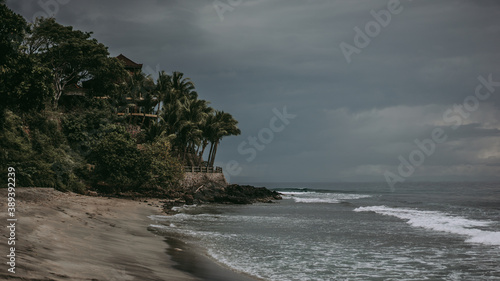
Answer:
[{"left": 7, "top": 0, "right": 500, "bottom": 183}]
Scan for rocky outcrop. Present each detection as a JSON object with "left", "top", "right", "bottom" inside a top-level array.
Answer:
[
  {"left": 193, "top": 184, "right": 282, "bottom": 204},
  {"left": 110, "top": 172, "right": 281, "bottom": 213},
  {"left": 161, "top": 172, "right": 281, "bottom": 212}
]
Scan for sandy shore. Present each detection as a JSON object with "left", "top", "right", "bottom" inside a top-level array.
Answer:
[{"left": 0, "top": 188, "right": 198, "bottom": 281}]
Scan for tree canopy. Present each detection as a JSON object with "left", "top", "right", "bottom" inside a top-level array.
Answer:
[
  {"left": 0, "top": 2, "right": 52, "bottom": 115},
  {"left": 27, "top": 17, "right": 123, "bottom": 109}
]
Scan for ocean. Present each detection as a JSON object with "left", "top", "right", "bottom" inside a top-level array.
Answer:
[{"left": 149, "top": 182, "right": 500, "bottom": 281}]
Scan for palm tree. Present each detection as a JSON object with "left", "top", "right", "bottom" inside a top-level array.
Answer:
[
  {"left": 176, "top": 98, "right": 212, "bottom": 164},
  {"left": 110, "top": 68, "right": 241, "bottom": 169},
  {"left": 157, "top": 71, "right": 215, "bottom": 163},
  {"left": 184, "top": 99, "right": 213, "bottom": 165},
  {"left": 158, "top": 71, "right": 192, "bottom": 138},
  {"left": 206, "top": 111, "right": 241, "bottom": 167},
  {"left": 169, "top": 71, "right": 198, "bottom": 100},
  {"left": 199, "top": 113, "right": 215, "bottom": 166}
]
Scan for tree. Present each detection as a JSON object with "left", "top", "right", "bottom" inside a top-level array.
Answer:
[
  {"left": 0, "top": 2, "right": 52, "bottom": 116},
  {"left": 27, "top": 18, "right": 113, "bottom": 109},
  {"left": 0, "top": 0, "right": 24, "bottom": 68},
  {"left": 155, "top": 70, "right": 241, "bottom": 167},
  {"left": 177, "top": 98, "right": 213, "bottom": 164},
  {"left": 169, "top": 71, "right": 198, "bottom": 100},
  {"left": 158, "top": 71, "right": 202, "bottom": 155},
  {"left": 82, "top": 56, "right": 127, "bottom": 99},
  {"left": 206, "top": 111, "right": 241, "bottom": 167}
]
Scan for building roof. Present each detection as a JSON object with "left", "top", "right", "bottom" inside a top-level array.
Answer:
[{"left": 116, "top": 54, "right": 143, "bottom": 70}]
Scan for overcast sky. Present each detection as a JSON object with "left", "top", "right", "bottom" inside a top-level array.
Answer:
[{"left": 7, "top": 0, "right": 500, "bottom": 184}]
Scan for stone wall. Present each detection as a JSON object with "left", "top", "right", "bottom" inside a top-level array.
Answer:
[{"left": 179, "top": 172, "right": 228, "bottom": 189}]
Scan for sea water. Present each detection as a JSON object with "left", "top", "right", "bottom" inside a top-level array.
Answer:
[{"left": 149, "top": 182, "right": 500, "bottom": 280}]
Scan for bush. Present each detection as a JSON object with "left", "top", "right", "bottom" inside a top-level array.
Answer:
[
  {"left": 143, "top": 136, "right": 184, "bottom": 189},
  {"left": 0, "top": 110, "right": 86, "bottom": 193},
  {"left": 88, "top": 126, "right": 151, "bottom": 192},
  {"left": 61, "top": 107, "right": 116, "bottom": 156}
]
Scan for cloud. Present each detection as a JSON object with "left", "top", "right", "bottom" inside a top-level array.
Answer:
[{"left": 6, "top": 0, "right": 500, "bottom": 183}]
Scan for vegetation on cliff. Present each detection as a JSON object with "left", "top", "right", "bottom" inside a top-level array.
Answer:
[{"left": 0, "top": 3, "right": 243, "bottom": 195}]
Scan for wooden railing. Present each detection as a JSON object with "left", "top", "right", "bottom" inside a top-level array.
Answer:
[
  {"left": 184, "top": 166, "right": 223, "bottom": 173},
  {"left": 117, "top": 112, "right": 158, "bottom": 118}
]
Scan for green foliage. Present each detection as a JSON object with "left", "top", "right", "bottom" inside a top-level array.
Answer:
[
  {"left": 0, "top": 111, "right": 35, "bottom": 186},
  {"left": 82, "top": 57, "right": 128, "bottom": 98},
  {"left": 0, "top": 3, "right": 52, "bottom": 117},
  {"left": 6, "top": 57, "right": 53, "bottom": 112},
  {"left": 0, "top": 110, "right": 84, "bottom": 192},
  {"left": 27, "top": 17, "right": 117, "bottom": 109},
  {"left": 143, "top": 136, "right": 184, "bottom": 188},
  {"left": 25, "top": 112, "right": 66, "bottom": 149},
  {"left": 0, "top": 0, "right": 26, "bottom": 69},
  {"left": 205, "top": 110, "right": 241, "bottom": 166},
  {"left": 88, "top": 126, "right": 151, "bottom": 192},
  {"left": 155, "top": 70, "right": 241, "bottom": 166},
  {"left": 62, "top": 107, "right": 116, "bottom": 155},
  {"left": 86, "top": 125, "right": 183, "bottom": 193}
]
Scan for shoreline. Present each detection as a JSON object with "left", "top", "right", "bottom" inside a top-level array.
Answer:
[
  {"left": 150, "top": 203, "right": 271, "bottom": 281},
  {"left": 0, "top": 188, "right": 259, "bottom": 281},
  {"left": 162, "top": 236, "right": 262, "bottom": 281}
]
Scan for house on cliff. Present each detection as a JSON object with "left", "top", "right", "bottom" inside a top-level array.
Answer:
[
  {"left": 115, "top": 54, "right": 158, "bottom": 123},
  {"left": 116, "top": 54, "right": 143, "bottom": 75}
]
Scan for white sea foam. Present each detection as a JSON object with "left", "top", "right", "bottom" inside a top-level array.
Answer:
[
  {"left": 147, "top": 215, "right": 169, "bottom": 221},
  {"left": 148, "top": 224, "right": 169, "bottom": 229},
  {"left": 293, "top": 197, "right": 341, "bottom": 204},
  {"left": 148, "top": 213, "right": 192, "bottom": 222},
  {"left": 354, "top": 206, "right": 500, "bottom": 246},
  {"left": 171, "top": 204, "right": 198, "bottom": 212},
  {"left": 280, "top": 191, "right": 315, "bottom": 195},
  {"left": 287, "top": 192, "right": 371, "bottom": 204}
]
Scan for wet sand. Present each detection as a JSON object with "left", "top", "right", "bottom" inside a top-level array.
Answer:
[{"left": 163, "top": 236, "right": 261, "bottom": 281}]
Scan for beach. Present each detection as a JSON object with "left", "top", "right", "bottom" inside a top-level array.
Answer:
[{"left": 0, "top": 188, "right": 257, "bottom": 281}]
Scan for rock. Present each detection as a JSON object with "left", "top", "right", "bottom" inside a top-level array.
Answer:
[
  {"left": 183, "top": 194, "right": 194, "bottom": 205},
  {"left": 189, "top": 182, "right": 281, "bottom": 204},
  {"left": 154, "top": 173, "right": 283, "bottom": 210},
  {"left": 86, "top": 191, "right": 98, "bottom": 197}
]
